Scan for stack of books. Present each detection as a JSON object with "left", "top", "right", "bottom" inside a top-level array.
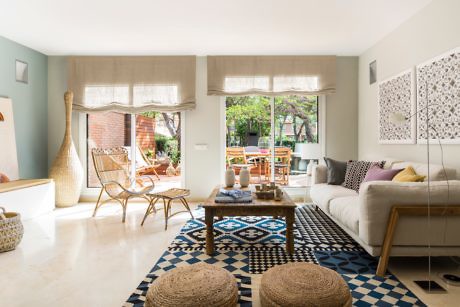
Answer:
[{"left": 215, "top": 189, "right": 252, "bottom": 203}]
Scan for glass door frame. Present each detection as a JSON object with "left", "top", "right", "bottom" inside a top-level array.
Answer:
[
  {"left": 220, "top": 95, "right": 326, "bottom": 188},
  {"left": 78, "top": 112, "right": 186, "bottom": 198}
]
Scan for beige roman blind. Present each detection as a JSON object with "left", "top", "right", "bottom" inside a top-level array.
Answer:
[
  {"left": 207, "top": 55, "right": 336, "bottom": 96},
  {"left": 68, "top": 56, "right": 196, "bottom": 113}
]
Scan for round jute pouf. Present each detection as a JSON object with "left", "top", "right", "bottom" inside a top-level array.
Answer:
[
  {"left": 260, "top": 262, "right": 352, "bottom": 307},
  {"left": 145, "top": 263, "right": 238, "bottom": 307}
]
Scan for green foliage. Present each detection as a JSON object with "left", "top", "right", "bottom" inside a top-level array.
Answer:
[
  {"left": 154, "top": 135, "right": 180, "bottom": 164},
  {"left": 165, "top": 139, "right": 180, "bottom": 164},
  {"left": 144, "top": 148, "right": 155, "bottom": 159},
  {"left": 141, "top": 111, "right": 159, "bottom": 119},
  {"left": 275, "top": 137, "right": 297, "bottom": 152},
  {"left": 155, "top": 135, "right": 169, "bottom": 153},
  {"left": 226, "top": 96, "right": 271, "bottom": 146},
  {"left": 226, "top": 95, "right": 319, "bottom": 146}
]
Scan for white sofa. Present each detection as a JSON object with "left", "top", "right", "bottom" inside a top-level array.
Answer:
[{"left": 311, "top": 160, "right": 460, "bottom": 257}]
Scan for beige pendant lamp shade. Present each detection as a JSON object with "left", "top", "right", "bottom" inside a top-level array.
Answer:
[
  {"left": 68, "top": 56, "right": 196, "bottom": 113},
  {"left": 49, "top": 91, "right": 84, "bottom": 207},
  {"left": 207, "top": 55, "right": 336, "bottom": 96}
]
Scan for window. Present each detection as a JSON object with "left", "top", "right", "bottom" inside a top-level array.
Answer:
[
  {"left": 84, "top": 85, "right": 129, "bottom": 107},
  {"left": 225, "top": 95, "right": 322, "bottom": 188},
  {"left": 133, "top": 85, "right": 179, "bottom": 105},
  {"left": 86, "top": 111, "right": 183, "bottom": 191},
  {"left": 224, "top": 77, "right": 270, "bottom": 93}
]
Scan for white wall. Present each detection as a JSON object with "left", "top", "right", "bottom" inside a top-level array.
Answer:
[
  {"left": 184, "top": 57, "right": 223, "bottom": 199},
  {"left": 48, "top": 56, "right": 358, "bottom": 200},
  {"left": 327, "top": 57, "right": 359, "bottom": 161},
  {"left": 359, "top": 0, "right": 460, "bottom": 175}
]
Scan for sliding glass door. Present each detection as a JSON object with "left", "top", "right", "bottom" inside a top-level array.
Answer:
[
  {"left": 274, "top": 96, "right": 320, "bottom": 187},
  {"left": 225, "top": 95, "right": 321, "bottom": 188},
  {"left": 86, "top": 111, "right": 183, "bottom": 192}
]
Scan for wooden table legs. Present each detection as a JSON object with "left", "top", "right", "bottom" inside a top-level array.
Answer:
[
  {"left": 205, "top": 209, "right": 215, "bottom": 255},
  {"left": 286, "top": 210, "right": 295, "bottom": 254},
  {"left": 285, "top": 209, "right": 295, "bottom": 254}
]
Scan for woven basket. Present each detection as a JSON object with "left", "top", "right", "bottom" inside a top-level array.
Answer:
[{"left": 0, "top": 207, "right": 24, "bottom": 252}]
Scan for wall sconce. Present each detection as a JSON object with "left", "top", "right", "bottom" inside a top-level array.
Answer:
[{"left": 0, "top": 112, "right": 4, "bottom": 122}]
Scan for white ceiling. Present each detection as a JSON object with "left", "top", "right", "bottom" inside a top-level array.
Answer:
[{"left": 0, "top": 0, "right": 432, "bottom": 56}]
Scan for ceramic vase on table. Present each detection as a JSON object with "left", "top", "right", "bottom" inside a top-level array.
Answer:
[
  {"left": 49, "top": 91, "right": 83, "bottom": 208},
  {"left": 239, "top": 167, "right": 250, "bottom": 188},
  {"left": 225, "top": 168, "right": 235, "bottom": 187}
]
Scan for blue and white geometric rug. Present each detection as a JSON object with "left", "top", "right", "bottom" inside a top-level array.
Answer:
[{"left": 125, "top": 204, "right": 426, "bottom": 306}]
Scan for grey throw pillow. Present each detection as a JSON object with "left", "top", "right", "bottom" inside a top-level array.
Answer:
[{"left": 324, "top": 157, "right": 348, "bottom": 185}]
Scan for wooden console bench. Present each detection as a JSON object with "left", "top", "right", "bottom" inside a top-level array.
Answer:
[{"left": 0, "top": 179, "right": 55, "bottom": 220}]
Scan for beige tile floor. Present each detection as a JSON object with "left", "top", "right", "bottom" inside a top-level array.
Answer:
[{"left": 1, "top": 201, "right": 460, "bottom": 306}]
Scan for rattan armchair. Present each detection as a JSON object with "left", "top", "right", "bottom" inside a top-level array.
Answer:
[{"left": 91, "top": 147, "right": 154, "bottom": 222}]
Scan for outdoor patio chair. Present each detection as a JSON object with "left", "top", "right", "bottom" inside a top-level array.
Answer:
[
  {"left": 267, "top": 147, "right": 292, "bottom": 185},
  {"left": 92, "top": 147, "right": 154, "bottom": 222},
  {"left": 124, "top": 146, "right": 161, "bottom": 180},
  {"left": 226, "top": 147, "right": 261, "bottom": 183}
]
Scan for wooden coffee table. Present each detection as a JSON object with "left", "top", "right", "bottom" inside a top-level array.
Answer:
[{"left": 203, "top": 186, "right": 296, "bottom": 255}]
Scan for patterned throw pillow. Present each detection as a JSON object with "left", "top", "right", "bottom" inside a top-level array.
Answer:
[{"left": 342, "top": 161, "right": 385, "bottom": 192}]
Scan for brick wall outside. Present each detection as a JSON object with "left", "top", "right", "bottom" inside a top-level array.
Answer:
[
  {"left": 125, "top": 114, "right": 157, "bottom": 151},
  {"left": 87, "top": 113, "right": 157, "bottom": 188},
  {"left": 87, "top": 112, "right": 126, "bottom": 187}
]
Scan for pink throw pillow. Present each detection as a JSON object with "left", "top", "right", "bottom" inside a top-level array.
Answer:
[{"left": 363, "top": 165, "right": 403, "bottom": 182}]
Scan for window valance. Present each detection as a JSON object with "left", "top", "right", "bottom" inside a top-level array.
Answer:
[
  {"left": 207, "top": 56, "right": 336, "bottom": 96},
  {"left": 68, "top": 56, "right": 196, "bottom": 113}
]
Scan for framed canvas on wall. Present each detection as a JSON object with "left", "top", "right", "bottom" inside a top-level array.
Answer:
[
  {"left": 378, "top": 68, "right": 416, "bottom": 144},
  {"left": 0, "top": 97, "right": 19, "bottom": 180}
]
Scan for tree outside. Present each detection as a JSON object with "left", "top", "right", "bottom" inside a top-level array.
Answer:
[
  {"left": 226, "top": 95, "right": 319, "bottom": 151},
  {"left": 141, "top": 111, "right": 181, "bottom": 165}
]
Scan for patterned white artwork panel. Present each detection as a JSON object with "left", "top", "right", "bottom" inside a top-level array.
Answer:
[
  {"left": 378, "top": 69, "right": 416, "bottom": 144},
  {"left": 416, "top": 47, "right": 460, "bottom": 144}
]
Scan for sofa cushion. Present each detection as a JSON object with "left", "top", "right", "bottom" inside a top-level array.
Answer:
[
  {"left": 324, "top": 157, "right": 348, "bottom": 185},
  {"left": 391, "top": 161, "right": 456, "bottom": 181},
  {"left": 329, "top": 196, "right": 359, "bottom": 235},
  {"left": 310, "top": 183, "right": 358, "bottom": 213}
]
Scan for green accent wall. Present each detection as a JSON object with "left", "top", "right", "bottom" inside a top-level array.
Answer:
[{"left": 0, "top": 36, "right": 48, "bottom": 178}]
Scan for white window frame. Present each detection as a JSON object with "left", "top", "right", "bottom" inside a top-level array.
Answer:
[
  {"left": 220, "top": 95, "right": 326, "bottom": 187},
  {"left": 79, "top": 112, "right": 186, "bottom": 198}
]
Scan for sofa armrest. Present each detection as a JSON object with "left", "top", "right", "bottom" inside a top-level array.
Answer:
[
  {"left": 312, "top": 165, "right": 327, "bottom": 185},
  {"left": 358, "top": 180, "right": 460, "bottom": 246}
]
